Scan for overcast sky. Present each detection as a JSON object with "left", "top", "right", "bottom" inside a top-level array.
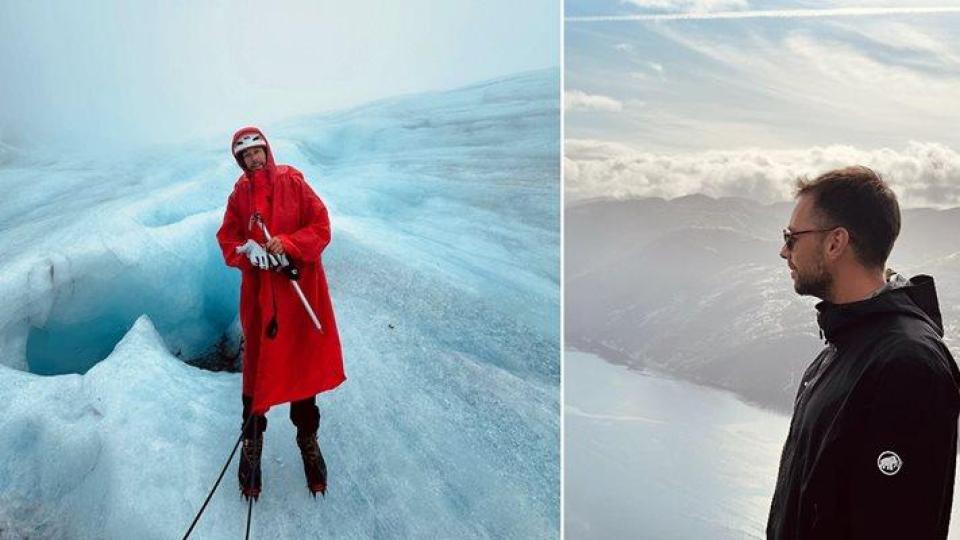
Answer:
[
  {"left": 0, "top": 1, "right": 559, "bottom": 153},
  {"left": 565, "top": 0, "right": 960, "bottom": 207}
]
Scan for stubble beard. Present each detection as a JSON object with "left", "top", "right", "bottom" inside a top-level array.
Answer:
[{"left": 794, "top": 254, "right": 833, "bottom": 300}]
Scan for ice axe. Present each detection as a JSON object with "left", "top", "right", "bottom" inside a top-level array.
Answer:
[{"left": 249, "top": 213, "right": 324, "bottom": 333}]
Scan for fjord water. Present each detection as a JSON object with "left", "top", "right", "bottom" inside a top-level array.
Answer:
[{"left": 565, "top": 349, "right": 960, "bottom": 539}]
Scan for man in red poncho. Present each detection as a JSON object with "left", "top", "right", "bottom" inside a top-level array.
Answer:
[{"left": 216, "top": 126, "right": 346, "bottom": 500}]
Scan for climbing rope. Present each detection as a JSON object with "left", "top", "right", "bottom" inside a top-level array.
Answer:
[{"left": 182, "top": 414, "right": 258, "bottom": 539}]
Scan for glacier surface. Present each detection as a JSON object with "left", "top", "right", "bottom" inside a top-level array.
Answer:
[{"left": 0, "top": 69, "right": 560, "bottom": 539}]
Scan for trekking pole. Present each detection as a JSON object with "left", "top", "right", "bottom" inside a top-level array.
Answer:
[
  {"left": 245, "top": 495, "right": 255, "bottom": 539},
  {"left": 250, "top": 213, "right": 323, "bottom": 333}
]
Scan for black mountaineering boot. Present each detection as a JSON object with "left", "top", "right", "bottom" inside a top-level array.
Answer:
[
  {"left": 238, "top": 434, "right": 263, "bottom": 501},
  {"left": 296, "top": 431, "right": 327, "bottom": 497},
  {"left": 239, "top": 398, "right": 265, "bottom": 500}
]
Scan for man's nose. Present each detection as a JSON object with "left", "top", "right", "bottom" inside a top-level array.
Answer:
[{"left": 779, "top": 243, "right": 789, "bottom": 260}]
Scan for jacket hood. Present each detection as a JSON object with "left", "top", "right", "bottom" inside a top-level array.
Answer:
[
  {"left": 231, "top": 126, "right": 277, "bottom": 175},
  {"left": 816, "top": 274, "right": 944, "bottom": 342}
]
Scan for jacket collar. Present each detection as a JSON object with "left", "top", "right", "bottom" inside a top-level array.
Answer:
[{"left": 815, "top": 274, "right": 943, "bottom": 343}]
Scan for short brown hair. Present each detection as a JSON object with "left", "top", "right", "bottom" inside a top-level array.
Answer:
[{"left": 796, "top": 166, "right": 900, "bottom": 268}]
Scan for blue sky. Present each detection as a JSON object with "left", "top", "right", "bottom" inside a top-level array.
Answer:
[
  {"left": 565, "top": 0, "right": 960, "bottom": 206},
  {"left": 0, "top": 1, "right": 559, "bottom": 152}
]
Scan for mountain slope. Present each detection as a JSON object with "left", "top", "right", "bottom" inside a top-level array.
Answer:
[{"left": 566, "top": 195, "right": 960, "bottom": 411}]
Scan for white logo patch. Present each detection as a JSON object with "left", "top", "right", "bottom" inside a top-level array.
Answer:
[{"left": 877, "top": 451, "right": 902, "bottom": 476}]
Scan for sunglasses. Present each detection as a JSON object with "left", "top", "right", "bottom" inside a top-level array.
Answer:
[{"left": 782, "top": 227, "right": 838, "bottom": 251}]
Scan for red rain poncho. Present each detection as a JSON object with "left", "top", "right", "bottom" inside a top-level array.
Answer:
[{"left": 216, "top": 127, "right": 345, "bottom": 414}]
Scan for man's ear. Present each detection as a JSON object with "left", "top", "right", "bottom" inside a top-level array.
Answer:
[{"left": 824, "top": 227, "right": 850, "bottom": 262}]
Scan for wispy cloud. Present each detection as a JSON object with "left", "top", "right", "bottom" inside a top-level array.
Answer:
[
  {"left": 619, "top": 0, "right": 748, "bottom": 14},
  {"left": 567, "top": 6, "right": 960, "bottom": 22},
  {"left": 565, "top": 90, "right": 625, "bottom": 112},
  {"left": 565, "top": 139, "right": 960, "bottom": 208},
  {"left": 826, "top": 19, "right": 960, "bottom": 66},
  {"left": 580, "top": 21, "right": 960, "bottom": 150},
  {"left": 625, "top": 61, "right": 666, "bottom": 81}
]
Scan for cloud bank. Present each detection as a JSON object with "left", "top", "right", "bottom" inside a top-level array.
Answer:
[
  {"left": 565, "top": 139, "right": 960, "bottom": 208},
  {"left": 565, "top": 90, "right": 625, "bottom": 112}
]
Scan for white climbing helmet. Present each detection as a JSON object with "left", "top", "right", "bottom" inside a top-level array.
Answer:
[{"left": 233, "top": 132, "right": 267, "bottom": 156}]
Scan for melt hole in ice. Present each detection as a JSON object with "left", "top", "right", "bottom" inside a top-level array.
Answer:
[{"left": 21, "top": 236, "right": 245, "bottom": 375}]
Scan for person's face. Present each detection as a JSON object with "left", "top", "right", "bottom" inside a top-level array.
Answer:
[
  {"left": 780, "top": 194, "right": 833, "bottom": 299},
  {"left": 242, "top": 146, "right": 266, "bottom": 171}
]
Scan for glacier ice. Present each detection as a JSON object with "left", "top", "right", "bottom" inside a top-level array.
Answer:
[{"left": 0, "top": 69, "right": 559, "bottom": 538}]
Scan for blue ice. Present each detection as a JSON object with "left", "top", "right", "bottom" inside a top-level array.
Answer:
[{"left": 0, "top": 69, "right": 559, "bottom": 539}]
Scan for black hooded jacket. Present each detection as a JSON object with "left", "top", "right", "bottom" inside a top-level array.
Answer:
[{"left": 767, "top": 275, "right": 960, "bottom": 540}]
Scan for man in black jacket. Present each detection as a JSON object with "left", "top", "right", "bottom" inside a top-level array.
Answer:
[{"left": 767, "top": 166, "right": 960, "bottom": 539}]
